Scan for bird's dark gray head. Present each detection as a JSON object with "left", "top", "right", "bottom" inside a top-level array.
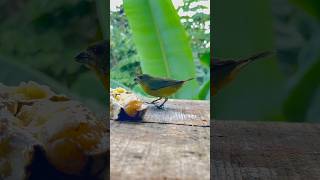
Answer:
[
  {"left": 75, "top": 40, "right": 108, "bottom": 67},
  {"left": 75, "top": 40, "right": 109, "bottom": 76},
  {"left": 134, "top": 74, "right": 152, "bottom": 83}
]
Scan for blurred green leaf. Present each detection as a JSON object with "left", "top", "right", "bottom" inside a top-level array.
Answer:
[
  {"left": 213, "top": 0, "right": 286, "bottom": 121},
  {"left": 189, "top": 5, "right": 208, "bottom": 11},
  {"left": 110, "top": 79, "right": 130, "bottom": 89},
  {"left": 71, "top": 72, "right": 105, "bottom": 103},
  {"left": 198, "top": 79, "right": 210, "bottom": 100},
  {"left": 123, "top": 0, "right": 199, "bottom": 99},
  {"left": 95, "top": 0, "right": 108, "bottom": 39},
  {"left": 0, "top": 57, "right": 69, "bottom": 94},
  {"left": 192, "top": 12, "right": 210, "bottom": 22},
  {"left": 283, "top": 55, "right": 320, "bottom": 122},
  {"left": 32, "top": 1, "right": 93, "bottom": 33},
  {"left": 110, "top": 6, "right": 142, "bottom": 88},
  {"left": 0, "top": 57, "right": 105, "bottom": 114},
  {"left": 283, "top": 34, "right": 320, "bottom": 121},
  {"left": 200, "top": 52, "right": 210, "bottom": 68},
  {"left": 0, "top": 0, "right": 101, "bottom": 89},
  {"left": 289, "top": 0, "right": 320, "bottom": 20}
]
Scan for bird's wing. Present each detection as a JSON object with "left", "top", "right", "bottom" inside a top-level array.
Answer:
[
  {"left": 213, "top": 60, "right": 240, "bottom": 71},
  {"left": 213, "top": 51, "right": 273, "bottom": 68},
  {"left": 148, "top": 78, "right": 184, "bottom": 90}
]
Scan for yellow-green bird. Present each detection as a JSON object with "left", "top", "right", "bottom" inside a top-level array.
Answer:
[
  {"left": 75, "top": 40, "right": 108, "bottom": 91},
  {"left": 212, "top": 51, "right": 273, "bottom": 95},
  {"left": 134, "top": 74, "right": 194, "bottom": 109}
]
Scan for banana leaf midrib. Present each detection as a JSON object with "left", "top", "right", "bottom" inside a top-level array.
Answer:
[{"left": 147, "top": 0, "right": 171, "bottom": 79}]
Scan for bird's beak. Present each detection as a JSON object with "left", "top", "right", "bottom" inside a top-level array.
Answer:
[{"left": 75, "top": 52, "right": 90, "bottom": 63}]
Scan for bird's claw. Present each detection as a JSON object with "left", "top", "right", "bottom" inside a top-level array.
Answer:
[
  {"left": 155, "top": 104, "right": 164, "bottom": 109},
  {"left": 144, "top": 101, "right": 158, "bottom": 105},
  {"left": 144, "top": 101, "right": 164, "bottom": 109},
  {"left": 144, "top": 97, "right": 167, "bottom": 109}
]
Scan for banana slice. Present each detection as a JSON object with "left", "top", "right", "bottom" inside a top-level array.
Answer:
[{"left": 110, "top": 87, "right": 148, "bottom": 120}]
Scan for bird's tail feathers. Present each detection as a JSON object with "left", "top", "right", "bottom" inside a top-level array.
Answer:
[
  {"left": 183, "top": 78, "right": 194, "bottom": 82},
  {"left": 243, "top": 51, "right": 274, "bottom": 62}
]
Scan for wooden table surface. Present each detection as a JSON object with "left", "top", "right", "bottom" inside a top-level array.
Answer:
[
  {"left": 110, "top": 99, "right": 210, "bottom": 180},
  {"left": 212, "top": 121, "right": 320, "bottom": 180}
]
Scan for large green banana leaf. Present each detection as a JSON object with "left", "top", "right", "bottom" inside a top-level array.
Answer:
[{"left": 123, "top": 0, "right": 199, "bottom": 99}]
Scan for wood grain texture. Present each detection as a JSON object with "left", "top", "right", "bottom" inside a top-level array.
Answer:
[
  {"left": 212, "top": 121, "right": 320, "bottom": 180},
  {"left": 110, "top": 100, "right": 210, "bottom": 180},
  {"left": 143, "top": 99, "right": 210, "bottom": 126}
]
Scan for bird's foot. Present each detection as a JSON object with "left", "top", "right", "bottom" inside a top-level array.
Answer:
[
  {"left": 155, "top": 98, "right": 168, "bottom": 109},
  {"left": 155, "top": 104, "right": 164, "bottom": 109},
  {"left": 144, "top": 101, "right": 159, "bottom": 105},
  {"left": 145, "top": 97, "right": 162, "bottom": 105}
]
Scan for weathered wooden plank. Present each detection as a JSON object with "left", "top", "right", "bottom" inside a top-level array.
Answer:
[
  {"left": 110, "top": 121, "right": 210, "bottom": 180},
  {"left": 110, "top": 100, "right": 210, "bottom": 180},
  {"left": 212, "top": 121, "right": 320, "bottom": 180},
  {"left": 142, "top": 99, "right": 210, "bottom": 126}
]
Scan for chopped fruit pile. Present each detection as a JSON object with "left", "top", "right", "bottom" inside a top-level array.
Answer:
[
  {"left": 0, "top": 82, "right": 108, "bottom": 179},
  {"left": 110, "top": 87, "right": 148, "bottom": 120}
]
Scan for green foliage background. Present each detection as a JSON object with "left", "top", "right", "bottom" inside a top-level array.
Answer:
[
  {"left": 0, "top": 0, "right": 106, "bottom": 113},
  {"left": 2, "top": 0, "right": 318, "bottom": 121},
  {"left": 110, "top": 0, "right": 210, "bottom": 99},
  {"left": 213, "top": 0, "right": 320, "bottom": 122}
]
